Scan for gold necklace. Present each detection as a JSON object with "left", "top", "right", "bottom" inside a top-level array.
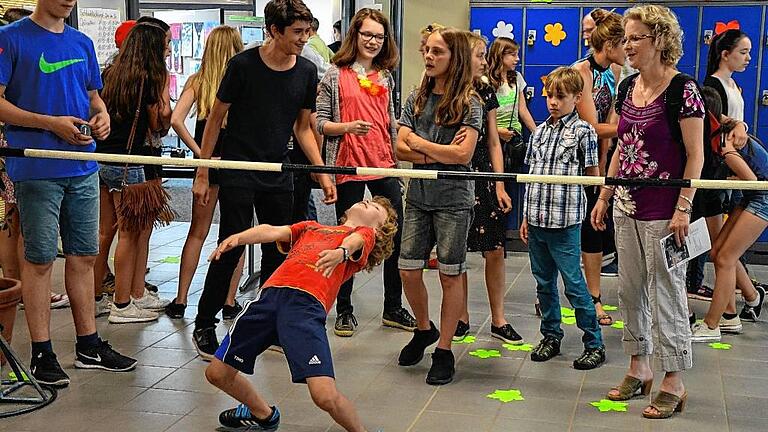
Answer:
[{"left": 637, "top": 78, "right": 667, "bottom": 107}]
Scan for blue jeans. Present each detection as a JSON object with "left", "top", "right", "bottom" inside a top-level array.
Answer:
[
  {"left": 15, "top": 172, "right": 99, "bottom": 264},
  {"left": 528, "top": 224, "right": 603, "bottom": 349}
]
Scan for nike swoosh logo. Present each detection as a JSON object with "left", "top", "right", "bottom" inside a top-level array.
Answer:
[
  {"left": 39, "top": 53, "right": 85, "bottom": 74},
  {"left": 79, "top": 352, "right": 101, "bottom": 362}
]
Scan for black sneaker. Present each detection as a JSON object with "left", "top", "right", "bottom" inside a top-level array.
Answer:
[
  {"left": 223, "top": 300, "right": 244, "bottom": 322},
  {"left": 74, "top": 339, "right": 137, "bottom": 372},
  {"left": 399, "top": 321, "right": 440, "bottom": 366},
  {"left": 30, "top": 351, "right": 70, "bottom": 387},
  {"left": 426, "top": 348, "right": 455, "bottom": 386},
  {"left": 689, "top": 311, "right": 697, "bottom": 328},
  {"left": 573, "top": 346, "right": 606, "bottom": 370},
  {"left": 739, "top": 284, "right": 766, "bottom": 322},
  {"left": 334, "top": 312, "right": 358, "bottom": 337},
  {"left": 193, "top": 327, "right": 219, "bottom": 361},
  {"left": 530, "top": 336, "right": 561, "bottom": 362},
  {"left": 491, "top": 323, "right": 523, "bottom": 344},
  {"left": 687, "top": 284, "right": 714, "bottom": 301},
  {"left": 165, "top": 299, "right": 186, "bottom": 319},
  {"left": 382, "top": 307, "right": 417, "bottom": 331},
  {"left": 144, "top": 281, "right": 158, "bottom": 293},
  {"left": 452, "top": 320, "right": 470, "bottom": 341},
  {"left": 600, "top": 259, "right": 618, "bottom": 277},
  {"left": 219, "top": 404, "right": 280, "bottom": 431}
]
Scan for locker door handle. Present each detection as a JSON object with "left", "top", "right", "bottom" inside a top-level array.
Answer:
[
  {"left": 762, "top": 90, "right": 768, "bottom": 106},
  {"left": 703, "top": 29, "right": 713, "bottom": 45},
  {"left": 525, "top": 87, "right": 534, "bottom": 101},
  {"left": 527, "top": 30, "right": 536, "bottom": 47}
]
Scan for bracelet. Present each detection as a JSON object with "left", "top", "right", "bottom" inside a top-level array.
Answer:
[
  {"left": 675, "top": 205, "right": 692, "bottom": 215},
  {"left": 597, "top": 196, "right": 610, "bottom": 204},
  {"left": 336, "top": 246, "right": 349, "bottom": 262},
  {"left": 678, "top": 195, "right": 693, "bottom": 206}
]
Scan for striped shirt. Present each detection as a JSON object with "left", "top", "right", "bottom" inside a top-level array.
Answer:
[{"left": 524, "top": 111, "right": 598, "bottom": 228}]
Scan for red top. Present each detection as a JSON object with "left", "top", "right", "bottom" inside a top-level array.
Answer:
[
  {"left": 264, "top": 221, "right": 376, "bottom": 311},
  {"left": 335, "top": 67, "right": 395, "bottom": 184}
]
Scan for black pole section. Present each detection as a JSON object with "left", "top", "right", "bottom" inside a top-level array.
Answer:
[
  {"left": 604, "top": 177, "right": 691, "bottom": 188},
  {"left": 390, "top": 0, "right": 403, "bottom": 114},
  {"left": 0, "top": 148, "right": 25, "bottom": 158},
  {"left": 127, "top": 0, "right": 140, "bottom": 20}
]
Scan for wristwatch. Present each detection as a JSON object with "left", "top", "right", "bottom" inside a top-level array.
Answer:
[
  {"left": 675, "top": 205, "right": 692, "bottom": 215},
  {"left": 337, "top": 246, "right": 350, "bottom": 262}
]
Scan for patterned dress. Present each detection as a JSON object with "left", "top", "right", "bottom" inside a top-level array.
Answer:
[{"left": 467, "top": 86, "right": 505, "bottom": 252}]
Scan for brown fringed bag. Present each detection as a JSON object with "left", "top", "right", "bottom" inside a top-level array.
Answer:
[{"left": 116, "top": 80, "right": 175, "bottom": 232}]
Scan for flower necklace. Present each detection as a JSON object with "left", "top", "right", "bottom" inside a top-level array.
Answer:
[{"left": 351, "top": 62, "right": 388, "bottom": 97}]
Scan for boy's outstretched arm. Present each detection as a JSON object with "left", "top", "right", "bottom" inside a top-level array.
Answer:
[
  {"left": 209, "top": 225, "right": 292, "bottom": 261},
  {"left": 315, "top": 232, "right": 367, "bottom": 278}
]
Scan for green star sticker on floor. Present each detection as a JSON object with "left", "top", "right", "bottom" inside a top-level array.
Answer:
[
  {"left": 590, "top": 399, "right": 628, "bottom": 412},
  {"left": 454, "top": 335, "right": 476, "bottom": 344},
  {"left": 602, "top": 304, "right": 618, "bottom": 311},
  {"left": 562, "top": 316, "right": 577, "bottom": 325},
  {"left": 611, "top": 320, "right": 624, "bottom": 329},
  {"left": 709, "top": 342, "right": 732, "bottom": 350},
  {"left": 158, "top": 256, "right": 180, "bottom": 264},
  {"left": 487, "top": 389, "right": 524, "bottom": 403},
  {"left": 503, "top": 343, "right": 533, "bottom": 352},
  {"left": 469, "top": 349, "right": 501, "bottom": 359},
  {"left": 561, "top": 307, "right": 575, "bottom": 317}
]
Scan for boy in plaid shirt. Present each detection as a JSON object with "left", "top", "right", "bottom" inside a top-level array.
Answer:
[{"left": 520, "top": 67, "right": 605, "bottom": 370}]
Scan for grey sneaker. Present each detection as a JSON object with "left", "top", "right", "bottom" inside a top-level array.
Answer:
[{"left": 108, "top": 300, "right": 159, "bottom": 324}]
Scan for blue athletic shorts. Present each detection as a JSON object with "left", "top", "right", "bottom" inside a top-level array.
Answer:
[{"left": 215, "top": 287, "right": 334, "bottom": 383}]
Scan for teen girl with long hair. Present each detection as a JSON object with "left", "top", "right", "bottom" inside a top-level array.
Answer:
[
  {"left": 166, "top": 26, "right": 245, "bottom": 320},
  {"left": 396, "top": 28, "right": 482, "bottom": 385},
  {"left": 316, "top": 8, "right": 415, "bottom": 337},
  {"left": 454, "top": 32, "right": 521, "bottom": 345},
  {"left": 97, "top": 23, "right": 172, "bottom": 323}
]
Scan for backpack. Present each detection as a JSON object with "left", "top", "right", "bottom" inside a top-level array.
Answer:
[{"left": 615, "top": 72, "right": 722, "bottom": 180}]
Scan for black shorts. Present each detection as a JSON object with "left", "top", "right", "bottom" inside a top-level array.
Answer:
[
  {"left": 692, "top": 189, "right": 725, "bottom": 220},
  {"left": 215, "top": 287, "right": 334, "bottom": 383},
  {"left": 581, "top": 186, "right": 615, "bottom": 254}
]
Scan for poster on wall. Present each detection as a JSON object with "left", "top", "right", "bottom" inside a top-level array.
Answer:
[
  {"left": 203, "top": 21, "right": 217, "bottom": 44},
  {"left": 78, "top": 7, "right": 122, "bottom": 65},
  {"left": 193, "top": 22, "right": 204, "bottom": 59},
  {"left": 171, "top": 39, "right": 183, "bottom": 74},
  {"left": 170, "top": 23, "right": 181, "bottom": 41},
  {"left": 169, "top": 74, "right": 178, "bottom": 100},
  {"left": 181, "top": 23, "right": 193, "bottom": 57}
]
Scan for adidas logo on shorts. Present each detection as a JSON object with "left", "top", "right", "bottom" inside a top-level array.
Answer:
[{"left": 308, "top": 355, "right": 322, "bottom": 365}]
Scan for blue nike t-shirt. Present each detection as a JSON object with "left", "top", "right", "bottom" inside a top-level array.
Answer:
[{"left": 0, "top": 18, "right": 102, "bottom": 181}]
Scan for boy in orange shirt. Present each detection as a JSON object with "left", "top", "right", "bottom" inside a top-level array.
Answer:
[{"left": 204, "top": 196, "right": 397, "bottom": 432}]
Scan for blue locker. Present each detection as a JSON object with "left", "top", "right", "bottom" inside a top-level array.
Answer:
[
  {"left": 522, "top": 65, "right": 560, "bottom": 123},
  {"left": 670, "top": 6, "right": 700, "bottom": 68},
  {"left": 523, "top": 8, "right": 581, "bottom": 66},
  {"left": 698, "top": 5, "right": 762, "bottom": 81},
  {"left": 469, "top": 8, "right": 524, "bottom": 46}
]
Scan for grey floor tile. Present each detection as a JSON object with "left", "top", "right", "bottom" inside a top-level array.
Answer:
[
  {"left": 88, "top": 411, "right": 183, "bottom": 432},
  {"left": 410, "top": 411, "right": 495, "bottom": 432},
  {"left": 492, "top": 417, "right": 570, "bottom": 432}
]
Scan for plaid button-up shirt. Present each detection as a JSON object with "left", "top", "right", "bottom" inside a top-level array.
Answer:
[{"left": 524, "top": 111, "right": 598, "bottom": 229}]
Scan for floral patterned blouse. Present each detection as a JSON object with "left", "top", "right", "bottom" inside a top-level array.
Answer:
[{"left": 615, "top": 78, "right": 705, "bottom": 221}]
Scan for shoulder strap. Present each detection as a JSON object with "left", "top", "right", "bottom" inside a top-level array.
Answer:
[
  {"left": 615, "top": 72, "right": 639, "bottom": 116},
  {"left": 665, "top": 73, "right": 697, "bottom": 146}
]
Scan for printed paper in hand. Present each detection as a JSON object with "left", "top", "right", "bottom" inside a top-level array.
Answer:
[{"left": 660, "top": 218, "right": 710, "bottom": 272}]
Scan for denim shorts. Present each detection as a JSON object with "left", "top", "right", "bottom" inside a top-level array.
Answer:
[
  {"left": 398, "top": 204, "right": 473, "bottom": 275},
  {"left": 15, "top": 172, "right": 99, "bottom": 264},
  {"left": 98, "top": 164, "right": 145, "bottom": 191},
  {"left": 741, "top": 190, "right": 768, "bottom": 222}
]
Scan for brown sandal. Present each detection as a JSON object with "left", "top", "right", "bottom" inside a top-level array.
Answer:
[
  {"left": 598, "top": 314, "right": 614, "bottom": 326},
  {"left": 607, "top": 376, "right": 653, "bottom": 401},
  {"left": 643, "top": 391, "right": 687, "bottom": 419}
]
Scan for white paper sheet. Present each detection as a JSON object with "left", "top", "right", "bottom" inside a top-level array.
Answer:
[{"left": 660, "top": 217, "right": 711, "bottom": 272}]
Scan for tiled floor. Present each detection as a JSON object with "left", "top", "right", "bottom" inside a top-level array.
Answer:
[{"left": 2, "top": 221, "right": 768, "bottom": 431}]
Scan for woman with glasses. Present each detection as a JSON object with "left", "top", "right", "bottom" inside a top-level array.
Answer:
[
  {"left": 591, "top": 5, "right": 704, "bottom": 419},
  {"left": 316, "top": 8, "right": 416, "bottom": 338}
]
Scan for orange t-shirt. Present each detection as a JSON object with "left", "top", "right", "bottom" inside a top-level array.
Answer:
[
  {"left": 335, "top": 67, "right": 395, "bottom": 184},
  {"left": 264, "top": 221, "right": 376, "bottom": 311}
]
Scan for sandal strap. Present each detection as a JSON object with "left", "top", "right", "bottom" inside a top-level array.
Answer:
[
  {"left": 650, "top": 391, "right": 682, "bottom": 412},
  {"left": 610, "top": 376, "right": 643, "bottom": 396}
]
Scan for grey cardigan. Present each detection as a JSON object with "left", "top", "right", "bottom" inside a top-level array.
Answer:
[{"left": 315, "top": 64, "right": 399, "bottom": 175}]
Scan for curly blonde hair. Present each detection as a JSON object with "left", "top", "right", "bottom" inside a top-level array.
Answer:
[
  {"left": 339, "top": 196, "right": 398, "bottom": 272},
  {"left": 624, "top": 4, "right": 683, "bottom": 67}
]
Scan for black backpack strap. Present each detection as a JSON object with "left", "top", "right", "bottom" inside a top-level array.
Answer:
[
  {"left": 665, "top": 73, "right": 697, "bottom": 146},
  {"left": 615, "top": 72, "right": 639, "bottom": 116}
]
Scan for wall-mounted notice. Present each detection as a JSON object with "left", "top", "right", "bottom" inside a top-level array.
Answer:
[{"left": 78, "top": 8, "right": 122, "bottom": 66}]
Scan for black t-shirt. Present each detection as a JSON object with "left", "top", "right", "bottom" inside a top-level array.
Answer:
[{"left": 216, "top": 47, "right": 318, "bottom": 190}]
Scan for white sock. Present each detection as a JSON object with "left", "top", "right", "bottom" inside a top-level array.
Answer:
[{"left": 746, "top": 296, "right": 760, "bottom": 307}]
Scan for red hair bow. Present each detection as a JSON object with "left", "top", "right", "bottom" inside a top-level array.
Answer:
[{"left": 714, "top": 20, "right": 740, "bottom": 36}]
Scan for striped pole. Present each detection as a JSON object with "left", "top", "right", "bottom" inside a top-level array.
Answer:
[{"left": 2, "top": 147, "right": 768, "bottom": 190}]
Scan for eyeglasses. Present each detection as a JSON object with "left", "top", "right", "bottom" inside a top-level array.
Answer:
[
  {"left": 621, "top": 34, "right": 654, "bottom": 46},
  {"left": 358, "top": 31, "right": 386, "bottom": 43}
]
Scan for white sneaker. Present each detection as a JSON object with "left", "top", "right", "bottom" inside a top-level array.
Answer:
[
  {"left": 133, "top": 289, "right": 171, "bottom": 310},
  {"left": 691, "top": 322, "right": 721, "bottom": 342},
  {"left": 719, "top": 316, "right": 743, "bottom": 334},
  {"left": 95, "top": 296, "right": 112, "bottom": 317},
  {"left": 108, "top": 300, "right": 159, "bottom": 324}
]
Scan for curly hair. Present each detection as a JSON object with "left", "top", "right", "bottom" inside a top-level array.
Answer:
[
  {"left": 339, "top": 196, "right": 398, "bottom": 272},
  {"left": 624, "top": 4, "right": 683, "bottom": 67}
]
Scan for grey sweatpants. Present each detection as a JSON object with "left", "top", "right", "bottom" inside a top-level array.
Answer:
[{"left": 614, "top": 210, "right": 693, "bottom": 372}]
